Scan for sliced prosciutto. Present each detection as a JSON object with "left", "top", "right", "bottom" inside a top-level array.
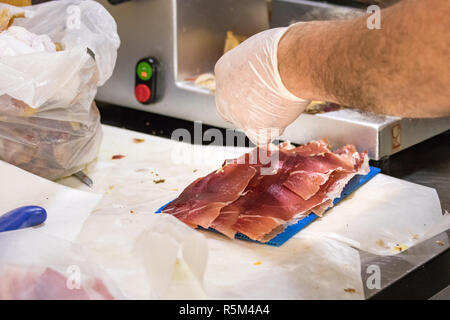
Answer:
[
  {"left": 162, "top": 139, "right": 369, "bottom": 242},
  {"left": 162, "top": 164, "right": 256, "bottom": 228}
]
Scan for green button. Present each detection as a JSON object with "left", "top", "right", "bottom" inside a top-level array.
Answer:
[{"left": 137, "top": 61, "right": 152, "bottom": 81}]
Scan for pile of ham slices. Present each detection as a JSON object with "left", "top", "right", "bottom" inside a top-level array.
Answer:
[{"left": 162, "top": 140, "right": 369, "bottom": 243}]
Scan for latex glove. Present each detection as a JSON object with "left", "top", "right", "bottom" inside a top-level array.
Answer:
[{"left": 214, "top": 27, "right": 310, "bottom": 145}]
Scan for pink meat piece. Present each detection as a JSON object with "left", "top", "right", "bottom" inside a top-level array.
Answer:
[
  {"left": 232, "top": 168, "right": 366, "bottom": 242},
  {"left": 282, "top": 148, "right": 357, "bottom": 200},
  {"left": 0, "top": 266, "right": 115, "bottom": 300},
  {"left": 210, "top": 204, "right": 241, "bottom": 239},
  {"left": 162, "top": 163, "right": 256, "bottom": 228},
  {"left": 283, "top": 171, "right": 330, "bottom": 200}
]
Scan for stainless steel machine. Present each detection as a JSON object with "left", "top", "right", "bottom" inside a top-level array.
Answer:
[
  {"left": 96, "top": 0, "right": 269, "bottom": 132},
  {"left": 96, "top": 0, "right": 450, "bottom": 160}
]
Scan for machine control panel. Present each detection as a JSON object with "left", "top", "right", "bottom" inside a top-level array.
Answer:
[{"left": 135, "top": 57, "right": 158, "bottom": 104}]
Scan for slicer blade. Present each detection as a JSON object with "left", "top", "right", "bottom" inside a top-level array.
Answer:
[{"left": 73, "top": 171, "right": 93, "bottom": 188}]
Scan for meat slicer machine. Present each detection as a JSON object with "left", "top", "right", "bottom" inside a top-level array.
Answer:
[{"left": 96, "top": 0, "right": 450, "bottom": 161}]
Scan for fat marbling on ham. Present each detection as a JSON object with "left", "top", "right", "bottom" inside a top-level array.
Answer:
[{"left": 162, "top": 139, "right": 369, "bottom": 243}]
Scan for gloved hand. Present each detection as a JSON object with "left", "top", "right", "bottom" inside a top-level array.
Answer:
[{"left": 214, "top": 26, "right": 310, "bottom": 145}]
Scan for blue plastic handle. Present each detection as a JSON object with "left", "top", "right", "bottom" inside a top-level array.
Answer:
[{"left": 0, "top": 206, "right": 47, "bottom": 232}]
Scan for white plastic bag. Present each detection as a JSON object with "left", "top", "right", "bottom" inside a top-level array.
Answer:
[{"left": 0, "top": 0, "right": 120, "bottom": 180}]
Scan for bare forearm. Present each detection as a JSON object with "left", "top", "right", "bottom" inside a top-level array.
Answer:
[{"left": 278, "top": 0, "right": 450, "bottom": 117}]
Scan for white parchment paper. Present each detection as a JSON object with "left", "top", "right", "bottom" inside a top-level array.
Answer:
[
  {"left": 302, "top": 174, "right": 450, "bottom": 255},
  {"left": 0, "top": 160, "right": 101, "bottom": 241}
]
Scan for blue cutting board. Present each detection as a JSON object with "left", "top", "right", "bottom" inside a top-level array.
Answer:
[{"left": 156, "top": 166, "right": 380, "bottom": 246}]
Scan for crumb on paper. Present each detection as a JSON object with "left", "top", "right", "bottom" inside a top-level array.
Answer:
[
  {"left": 344, "top": 288, "right": 356, "bottom": 293},
  {"left": 133, "top": 138, "right": 145, "bottom": 144},
  {"left": 153, "top": 179, "right": 165, "bottom": 184},
  {"left": 409, "top": 231, "right": 419, "bottom": 240},
  {"left": 54, "top": 42, "right": 63, "bottom": 51},
  {"left": 436, "top": 241, "right": 444, "bottom": 246},
  {"left": 253, "top": 261, "right": 262, "bottom": 266},
  {"left": 171, "top": 188, "right": 179, "bottom": 191},
  {"left": 112, "top": 154, "right": 126, "bottom": 160},
  {"left": 106, "top": 185, "right": 115, "bottom": 194},
  {"left": 393, "top": 244, "right": 408, "bottom": 252},
  {"left": 376, "top": 239, "right": 389, "bottom": 248},
  {"left": 193, "top": 169, "right": 198, "bottom": 173},
  {"left": 130, "top": 210, "right": 134, "bottom": 214}
]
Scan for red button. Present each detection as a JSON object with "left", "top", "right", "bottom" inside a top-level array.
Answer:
[{"left": 135, "top": 84, "right": 151, "bottom": 103}]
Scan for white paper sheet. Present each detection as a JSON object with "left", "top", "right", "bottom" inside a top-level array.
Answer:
[
  {"left": 301, "top": 174, "right": 450, "bottom": 255},
  {"left": 0, "top": 160, "right": 101, "bottom": 241},
  {"left": 202, "top": 232, "right": 364, "bottom": 300},
  {"left": 76, "top": 212, "right": 208, "bottom": 299}
]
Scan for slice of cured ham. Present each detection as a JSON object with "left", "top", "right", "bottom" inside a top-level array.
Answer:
[
  {"left": 161, "top": 164, "right": 256, "bottom": 228},
  {"left": 162, "top": 139, "right": 369, "bottom": 242}
]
